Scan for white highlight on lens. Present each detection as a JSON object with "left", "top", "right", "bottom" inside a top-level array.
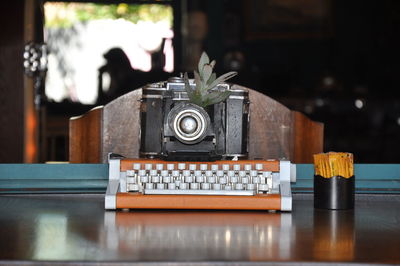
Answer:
[{"left": 180, "top": 116, "right": 197, "bottom": 134}]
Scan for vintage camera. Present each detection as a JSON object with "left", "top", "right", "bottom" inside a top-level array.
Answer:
[{"left": 139, "top": 76, "right": 249, "bottom": 161}]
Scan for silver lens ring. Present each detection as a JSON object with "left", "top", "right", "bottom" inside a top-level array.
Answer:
[{"left": 173, "top": 108, "right": 207, "bottom": 142}]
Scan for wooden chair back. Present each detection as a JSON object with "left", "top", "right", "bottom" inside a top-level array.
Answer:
[{"left": 70, "top": 85, "right": 323, "bottom": 163}]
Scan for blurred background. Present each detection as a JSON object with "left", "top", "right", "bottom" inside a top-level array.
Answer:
[{"left": 0, "top": 0, "right": 399, "bottom": 163}]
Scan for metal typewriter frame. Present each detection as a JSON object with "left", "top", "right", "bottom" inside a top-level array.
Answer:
[{"left": 105, "top": 155, "right": 296, "bottom": 211}]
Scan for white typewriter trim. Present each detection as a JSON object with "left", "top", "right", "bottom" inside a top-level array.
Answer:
[
  {"left": 279, "top": 160, "right": 292, "bottom": 211},
  {"left": 105, "top": 158, "right": 121, "bottom": 210}
]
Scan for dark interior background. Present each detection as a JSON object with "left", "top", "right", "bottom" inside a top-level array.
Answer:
[
  {"left": 0, "top": 0, "right": 399, "bottom": 163},
  {"left": 203, "top": 0, "right": 400, "bottom": 163}
]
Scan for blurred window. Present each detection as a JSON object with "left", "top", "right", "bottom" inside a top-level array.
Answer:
[{"left": 44, "top": 2, "right": 174, "bottom": 104}]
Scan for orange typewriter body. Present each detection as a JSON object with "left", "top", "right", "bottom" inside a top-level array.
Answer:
[{"left": 105, "top": 158, "right": 294, "bottom": 211}]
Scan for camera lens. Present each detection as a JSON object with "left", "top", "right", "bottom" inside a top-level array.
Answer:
[
  {"left": 174, "top": 110, "right": 205, "bottom": 142},
  {"left": 168, "top": 103, "right": 210, "bottom": 144},
  {"left": 179, "top": 116, "right": 198, "bottom": 134}
]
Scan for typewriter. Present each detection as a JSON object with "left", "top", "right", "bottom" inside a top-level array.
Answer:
[{"left": 105, "top": 76, "right": 296, "bottom": 211}]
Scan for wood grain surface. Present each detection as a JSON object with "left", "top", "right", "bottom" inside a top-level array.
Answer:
[
  {"left": 69, "top": 106, "right": 103, "bottom": 163},
  {"left": 245, "top": 85, "right": 293, "bottom": 160},
  {"left": 292, "top": 111, "right": 324, "bottom": 163},
  {"left": 102, "top": 89, "right": 142, "bottom": 162}
]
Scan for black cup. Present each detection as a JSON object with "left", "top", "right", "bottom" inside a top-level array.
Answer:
[{"left": 314, "top": 175, "right": 355, "bottom": 210}]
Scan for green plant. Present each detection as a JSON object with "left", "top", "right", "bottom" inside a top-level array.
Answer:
[{"left": 183, "top": 52, "right": 237, "bottom": 108}]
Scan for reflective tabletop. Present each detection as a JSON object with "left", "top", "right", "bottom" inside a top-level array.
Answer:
[{"left": 0, "top": 194, "right": 399, "bottom": 265}]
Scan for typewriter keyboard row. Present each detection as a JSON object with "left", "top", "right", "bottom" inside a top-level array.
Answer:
[{"left": 124, "top": 162, "right": 279, "bottom": 196}]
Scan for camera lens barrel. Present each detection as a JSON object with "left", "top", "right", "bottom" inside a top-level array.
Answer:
[{"left": 168, "top": 103, "right": 210, "bottom": 144}]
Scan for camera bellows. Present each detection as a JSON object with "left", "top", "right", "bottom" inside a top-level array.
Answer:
[{"left": 313, "top": 152, "right": 354, "bottom": 178}]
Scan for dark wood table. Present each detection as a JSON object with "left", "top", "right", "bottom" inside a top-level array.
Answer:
[{"left": 0, "top": 194, "right": 399, "bottom": 265}]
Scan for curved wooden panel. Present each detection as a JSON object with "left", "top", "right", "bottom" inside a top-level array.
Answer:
[
  {"left": 239, "top": 85, "right": 293, "bottom": 160},
  {"left": 102, "top": 89, "right": 142, "bottom": 163},
  {"left": 292, "top": 111, "right": 324, "bottom": 163},
  {"left": 69, "top": 106, "right": 103, "bottom": 163},
  {"left": 69, "top": 83, "right": 323, "bottom": 163}
]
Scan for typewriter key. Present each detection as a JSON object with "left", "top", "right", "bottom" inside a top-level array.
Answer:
[
  {"left": 191, "top": 183, "right": 199, "bottom": 190},
  {"left": 246, "top": 183, "right": 255, "bottom": 191},
  {"left": 222, "top": 164, "right": 230, "bottom": 171},
  {"left": 235, "top": 183, "right": 244, "bottom": 190},
  {"left": 184, "top": 175, "right": 193, "bottom": 183},
  {"left": 126, "top": 170, "right": 135, "bottom": 176},
  {"left": 201, "top": 183, "right": 210, "bottom": 190},
  {"left": 213, "top": 183, "right": 221, "bottom": 190},
  {"left": 259, "top": 184, "right": 268, "bottom": 192},
  {"left": 128, "top": 184, "right": 139, "bottom": 192},
  {"left": 200, "top": 164, "right": 208, "bottom": 171},
  {"left": 255, "top": 164, "right": 263, "bottom": 171}
]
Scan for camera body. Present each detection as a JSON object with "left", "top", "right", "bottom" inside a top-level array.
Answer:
[{"left": 140, "top": 76, "right": 249, "bottom": 161}]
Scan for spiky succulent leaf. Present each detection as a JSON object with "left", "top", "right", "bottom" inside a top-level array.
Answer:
[
  {"left": 207, "top": 73, "right": 217, "bottom": 87},
  {"left": 202, "top": 90, "right": 231, "bottom": 106},
  {"left": 198, "top": 52, "right": 209, "bottom": 74},
  {"left": 191, "top": 93, "right": 204, "bottom": 106},
  {"left": 209, "top": 60, "right": 216, "bottom": 69},
  {"left": 187, "top": 52, "right": 239, "bottom": 108},
  {"left": 202, "top": 64, "right": 213, "bottom": 84},
  {"left": 193, "top": 70, "right": 206, "bottom": 96},
  {"left": 184, "top": 73, "right": 204, "bottom": 106},
  {"left": 207, "top": 71, "right": 237, "bottom": 90}
]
